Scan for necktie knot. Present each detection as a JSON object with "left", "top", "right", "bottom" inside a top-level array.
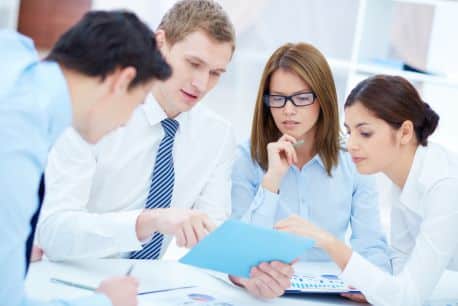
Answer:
[{"left": 161, "top": 118, "right": 179, "bottom": 138}]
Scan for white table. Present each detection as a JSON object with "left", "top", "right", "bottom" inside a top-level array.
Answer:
[{"left": 25, "top": 259, "right": 458, "bottom": 306}]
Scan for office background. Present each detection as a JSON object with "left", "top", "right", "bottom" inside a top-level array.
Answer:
[{"left": 2, "top": 0, "right": 458, "bottom": 256}]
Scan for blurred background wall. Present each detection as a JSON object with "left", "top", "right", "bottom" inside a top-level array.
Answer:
[
  {"left": 2, "top": 0, "right": 457, "bottom": 149},
  {"left": 2, "top": 0, "right": 458, "bottom": 246}
]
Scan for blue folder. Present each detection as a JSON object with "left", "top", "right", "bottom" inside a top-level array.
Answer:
[{"left": 179, "top": 219, "right": 314, "bottom": 278}]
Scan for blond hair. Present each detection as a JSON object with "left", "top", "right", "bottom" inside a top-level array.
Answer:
[
  {"left": 250, "top": 43, "right": 341, "bottom": 176},
  {"left": 158, "top": 0, "right": 236, "bottom": 51}
]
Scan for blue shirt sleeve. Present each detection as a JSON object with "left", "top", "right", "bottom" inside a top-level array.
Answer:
[
  {"left": 349, "top": 172, "right": 392, "bottom": 273},
  {"left": 231, "top": 143, "right": 280, "bottom": 227},
  {"left": 0, "top": 31, "right": 112, "bottom": 306},
  {"left": 0, "top": 30, "right": 39, "bottom": 96}
]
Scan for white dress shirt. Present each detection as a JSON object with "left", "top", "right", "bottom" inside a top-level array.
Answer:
[
  {"left": 37, "top": 94, "right": 236, "bottom": 260},
  {"left": 340, "top": 143, "right": 458, "bottom": 306}
]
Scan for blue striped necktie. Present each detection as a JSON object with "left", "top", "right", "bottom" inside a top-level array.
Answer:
[{"left": 130, "top": 118, "right": 179, "bottom": 260}]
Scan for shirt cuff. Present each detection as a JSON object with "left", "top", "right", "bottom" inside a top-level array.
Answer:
[
  {"left": 339, "top": 251, "right": 368, "bottom": 289},
  {"left": 109, "top": 209, "right": 144, "bottom": 252},
  {"left": 340, "top": 251, "right": 387, "bottom": 301},
  {"left": 248, "top": 187, "right": 280, "bottom": 224},
  {"left": 341, "top": 251, "right": 399, "bottom": 306}
]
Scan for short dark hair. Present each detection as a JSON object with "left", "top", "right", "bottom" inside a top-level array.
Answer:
[
  {"left": 345, "top": 75, "right": 439, "bottom": 146},
  {"left": 46, "top": 10, "right": 171, "bottom": 89}
]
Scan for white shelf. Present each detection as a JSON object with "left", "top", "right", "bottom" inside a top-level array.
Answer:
[
  {"left": 394, "top": 0, "right": 455, "bottom": 6},
  {"left": 354, "top": 63, "right": 458, "bottom": 87},
  {"left": 345, "top": 0, "right": 458, "bottom": 90},
  {"left": 234, "top": 1, "right": 458, "bottom": 90}
]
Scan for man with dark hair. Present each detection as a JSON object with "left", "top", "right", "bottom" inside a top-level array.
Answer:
[
  {"left": 0, "top": 10, "right": 171, "bottom": 306},
  {"left": 46, "top": 10, "right": 171, "bottom": 93}
]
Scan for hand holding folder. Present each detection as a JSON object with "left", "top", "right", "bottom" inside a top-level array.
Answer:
[{"left": 179, "top": 220, "right": 314, "bottom": 278}]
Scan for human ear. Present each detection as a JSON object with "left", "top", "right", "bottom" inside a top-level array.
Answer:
[
  {"left": 399, "top": 120, "right": 415, "bottom": 145},
  {"left": 155, "top": 30, "right": 168, "bottom": 53},
  {"left": 115, "top": 67, "right": 136, "bottom": 93}
]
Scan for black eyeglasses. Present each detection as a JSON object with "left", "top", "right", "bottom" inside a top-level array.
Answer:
[{"left": 263, "top": 91, "right": 317, "bottom": 108}]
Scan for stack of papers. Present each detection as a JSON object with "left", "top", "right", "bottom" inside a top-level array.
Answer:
[{"left": 285, "top": 273, "right": 360, "bottom": 295}]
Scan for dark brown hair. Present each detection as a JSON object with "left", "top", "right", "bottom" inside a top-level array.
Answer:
[
  {"left": 250, "top": 43, "right": 340, "bottom": 176},
  {"left": 344, "top": 75, "right": 439, "bottom": 146}
]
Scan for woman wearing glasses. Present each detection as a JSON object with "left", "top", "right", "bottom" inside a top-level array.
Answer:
[
  {"left": 229, "top": 43, "right": 390, "bottom": 298},
  {"left": 276, "top": 75, "right": 458, "bottom": 306}
]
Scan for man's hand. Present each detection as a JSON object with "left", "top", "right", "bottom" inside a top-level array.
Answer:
[
  {"left": 97, "top": 276, "right": 138, "bottom": 306},
  {"left": 30, "top": 245, "right": 43, "bottom": 262},
  {"left": 136, "top": 208, "right": 216, "bottom": 248},
  {"left": 341, "top": 292, "right": 368, "bottom": 303},
  {"left": 230, "top": 261, "right": 294, "bottom": 299}
]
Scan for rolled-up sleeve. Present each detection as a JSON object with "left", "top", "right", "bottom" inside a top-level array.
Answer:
[{"left": 37, "top": 128, "right": 143, "bottom": 260}]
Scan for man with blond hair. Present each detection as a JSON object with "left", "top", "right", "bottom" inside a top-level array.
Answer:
[
  {"left": 37, "top": 0, "right": 233, "bottom": 259},
  {"left": 37, "top": 0, "right": 294, "bottom": 299}
]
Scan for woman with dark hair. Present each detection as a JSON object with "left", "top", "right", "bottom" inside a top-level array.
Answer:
[
  {"left": 230, "top": 43, "right": 391, "bottom": 299},
  {"left": 276, "top": 75, "right": 458, "bottom": 306}
]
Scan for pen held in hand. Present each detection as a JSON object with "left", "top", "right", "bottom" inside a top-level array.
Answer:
[
  {"left": 293, "top": 140, "right": 304, "bottom": 148},
  {"left": 50, "top": 277, "right": 96, "bottom": 291},
  {"left": 125, "top": 264, "right": 134, "bottom": 276},
  {"left": 138, "top": 285, "right": 196, "bottom": 295},
  {"left": 51, "top": 277, "right": 196, "bottom": 295}
]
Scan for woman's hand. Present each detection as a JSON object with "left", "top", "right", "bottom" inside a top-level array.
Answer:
[
  {"left": 262, "top": 134, "right": 299, "bottom": 193},
  {"left": 276, "top": 215, "right": 353, "bottom": 272},
  {"left": 275, "top": 214, "right": 332, "bottom": 248}
]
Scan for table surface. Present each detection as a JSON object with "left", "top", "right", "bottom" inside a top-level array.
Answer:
[{"left": 25, "top": 259, "right": 458, "bottom": 306}]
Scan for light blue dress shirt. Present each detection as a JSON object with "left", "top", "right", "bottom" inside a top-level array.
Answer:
[
  {"left": 231, "top": 141, "right": 391, "bottom": 271},
  {"left": 0, "top": 30, "right": 111, "bottom": 306}
]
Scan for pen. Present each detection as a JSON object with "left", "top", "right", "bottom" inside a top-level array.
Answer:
[
  {"left": 138, "top": 285, "right": 196, "bottom": 296},
  {"left": 51, "top": 265, "right": 134, "bottom": 291},
  {"left": 51, "top": 277, "right": 195, "bottom": 295},
  {"left": 125, "top": 264, "right": 134, "bottom": 276},
  {"left": 293, "top": 140, "right": 304, "bottom": 148},
  {"left": 50, "top": 277, "right": 96, "bottom": 291}
]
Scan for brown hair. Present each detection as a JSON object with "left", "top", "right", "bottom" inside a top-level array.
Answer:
[
  {"left": 158, "top": 0, "right": 236, "bottom": 51},
  {"left": 344, "top": 75, "right": 439, "bottom": 146},
  {"left": 250, "top": 43, "right": 341, "bottom": 176}
]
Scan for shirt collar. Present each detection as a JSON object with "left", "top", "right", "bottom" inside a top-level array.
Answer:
[
  {"left": 295, "top": 154, "right": 326, "bottom": 173},
  {"left": 38, "top": 61, "right": 72, "bottom": 145},
  {"left": 142, "top": 93, "right": 188, "bottom": 131},
  {"left": 399, "top": 145, "right": 427, "bottom": 216},
  {"left": 311, "top": 154, "right": 326, "bottom": 170},
  {"left": 0, "top": 30, "right": 38, "bottom": 97}
]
